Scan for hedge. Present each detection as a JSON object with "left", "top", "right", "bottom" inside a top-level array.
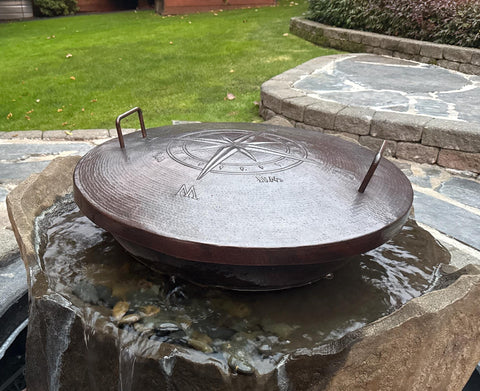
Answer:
[{"left": 306, "top": 0, "right": 480, "bottom": 48}]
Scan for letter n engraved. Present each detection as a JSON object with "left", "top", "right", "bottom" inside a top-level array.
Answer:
[{"left": 176, "top": 184, "right": 199, "bottom": 200}]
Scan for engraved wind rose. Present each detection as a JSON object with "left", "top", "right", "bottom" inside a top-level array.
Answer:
[{"left": 167, "top": 129, "right": 309, "bottom": 179}]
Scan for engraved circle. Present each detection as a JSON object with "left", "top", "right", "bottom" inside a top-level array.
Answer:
[{"left": 166, "top": 129, "right": 308, "bottom": 177}]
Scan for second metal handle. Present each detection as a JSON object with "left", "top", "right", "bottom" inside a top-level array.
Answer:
[{"left": 115, "top": 107, "right": 147, "bottom": 149}]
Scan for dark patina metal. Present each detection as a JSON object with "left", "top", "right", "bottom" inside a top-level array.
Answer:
[{"left": 73, "top": 109, "right": 413, "bottom": 290}]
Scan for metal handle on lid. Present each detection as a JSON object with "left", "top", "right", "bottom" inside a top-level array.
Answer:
[
  {"left": 115, "top": 107, "right": 147, "bottom": 149},
  {"left": 358, "top": 140, "right": 387, "bottom": 193}
]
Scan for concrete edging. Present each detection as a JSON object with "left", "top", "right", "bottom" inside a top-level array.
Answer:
[
  {"left": 0, "top": 128, "right": 139, "bottom": 141},
  {"left": 259, "top": 54, "right": 480, "bottom": 176},
  {"left": 290, "top": 17, "right": 480, "bottom": 75}
]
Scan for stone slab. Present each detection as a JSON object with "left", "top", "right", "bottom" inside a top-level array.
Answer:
[
  {"left": 0, "top": 131, "right": 43, "bottom": 139},
  {"left": 413, "top": 191, "right": 480, "bottom": 250},
  {"left": 437, "top": 177, "right": 480, "bottom": 210},
  {"left": 0, "top": 187, "right": 7, "bottom": 203},
  {"left": 0, "top": 142, "right": 93, "bottom": 161},
  {"left": 0, "top": 161, "right": 51, "bottom": 181},
  {"left": 0, "top": 255, "right": 27, "bottom": 319}
]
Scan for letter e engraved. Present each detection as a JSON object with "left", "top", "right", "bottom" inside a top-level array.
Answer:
[{"left": 176, "top": 184, "right": 199, "bottom": 200}]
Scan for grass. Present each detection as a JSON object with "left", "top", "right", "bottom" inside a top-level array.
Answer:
[{"left": 0, "top": 1, "right": 337, "bottom": 132}]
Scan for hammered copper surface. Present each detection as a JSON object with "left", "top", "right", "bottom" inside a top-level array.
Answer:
[{"left": 73, "top": 123, "right": 413, "bottom": 267}]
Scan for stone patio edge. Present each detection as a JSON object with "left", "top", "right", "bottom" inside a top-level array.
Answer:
[
  {"left": 259, "top": 54, "right": 480, "bottom": 176},
  {"left": 289, "top": 17, "right": 480, "bottom": 75}
]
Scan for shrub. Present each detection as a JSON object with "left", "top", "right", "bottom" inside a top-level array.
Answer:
[
  {"left": 306, "top": 0, "right": 480, "bottom": 48},
  {"left": 34, "top": 0, "right": 79, "bottom": 16}
]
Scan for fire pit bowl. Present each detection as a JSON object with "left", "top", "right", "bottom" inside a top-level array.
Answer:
[{"left": 73, "top": 108, "right": 413, "bottom": 290}]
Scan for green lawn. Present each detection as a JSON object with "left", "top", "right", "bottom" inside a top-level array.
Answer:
[{"left": 0, "top": 1, "right": 337, "bottom": 131}]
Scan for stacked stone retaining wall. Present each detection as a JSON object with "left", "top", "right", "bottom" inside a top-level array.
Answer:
[
  {"left": 290, "top": 17, "right": 480, "bottom": 76},
  {"left": 259, "top": 56, "right": 480, "bottom": 177}
]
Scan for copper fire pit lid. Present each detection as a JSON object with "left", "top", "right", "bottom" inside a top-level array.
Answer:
[{"left": 73, "top": 121, "right": 413, "bottom": 266}]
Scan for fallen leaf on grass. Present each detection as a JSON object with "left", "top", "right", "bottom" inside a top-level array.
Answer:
[
  {"left": 225, "top": 93, "right": 236, "bottom": 101},
  {"left": 91, "top": 99, "right": 97, "bottom": 103},
  {"left": 253, "top": 101, "right": 260, "bottom": 106},
  {"left": 229, "top": 69, "right": 235, "bottom": 73},
  {"left": 81, "top": 108, "right": 85, "bottom": 112},
  {"left": 27, "top": 109, "right": 34, "bottom": 114},
  {"left": 283, "top": 33, "right": 289, "bottom": 37},
  {"left": 6, "top": 113, "right": 12, "bottom": 119},
  {"left": 70, "top": 76, "right": 76, "bottom": 80},
  {"left": 62, "top": 122, "right": 68, "bottom": 126},
  {"left": 25, "top": 115, "right": 30, "bottom": 120},
  {"left": 66, "top": 53, "right": 73, "bottom": 58},
  {"left": 35, "top": 99, "right": 40, "bottom": 103},
  {"left": 57, "top": 108, "right": 63, "bottom": 112}
]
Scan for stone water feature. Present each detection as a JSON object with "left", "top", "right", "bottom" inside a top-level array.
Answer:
[{"left": 7, "top": 151, "right": 480, "bottom": 390}]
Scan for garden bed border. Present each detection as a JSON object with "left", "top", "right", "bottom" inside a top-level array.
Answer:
[{"left": 290, "top": 17, "right": 480, "bottom": 75}]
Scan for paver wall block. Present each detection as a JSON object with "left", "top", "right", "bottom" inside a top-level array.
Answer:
[
  {"left": 261, "top": 88, "right": 303, "bottom": 114},
  {"left": 359, "top": 136, "right": 397, "bottom": 157},
  {"left": 263, "top": 115, "right": 295, "bottom": 128},
  {"left": 336, "top": 39, "right": 365, "bottom": 53},
  {"left": 437, "top": 59, "right": 460, "bottom": 71},
  {"left": 347, "top": 31, "right": 363, "bottom": 44},
  {"left": 372, "top": 47, "right": 394, "bottom": 56},
  {"left": 323, "top": 129, "right": 360, "bottom": 142},
  {"left": 259, "top": 106, "right": 276, "bottom": 121},
  {"left": 282, "top": 96, "right": 319, "bottom": 123},
  {"left": 42, "top": 130, "right": 75, "bottom": 140},
  {"left": 304, "top": 101, "right": 346, "bottom": 129},
  {"left": 423, "top": 119, "right": 480, "bottom": 153},
  {"left": 458, "top": 63, "right": 480, "bottom": 76},
  {"left": 107, "top": 128, "right": 136, "bottom": 138},
  {"left": 295, "top": 122, "right": 325, "bottom": 133},
  {"left": 396, "top": 142, "right": 439, "bottom": 164},
  {"left": 472, "top": 53, "right": 480, "bottom": 67},
  {"left": 295, "top": 54, "right": 348, "bottom": 73},
  {"left": 379, "top": 36, "right": 400, "bottom": 51},
  {"left": 397, "top": 40, "right": 422, "bottom": 55},
  {"left": 361, "top": 33, "right": 382, "bottom": 48},
  {"left": 419, "top": 43, "right": 444, "bottom": 60},
  {"left": 323, "top": 27, "right": 348, "bottom": 41},
  {"left": 0, "top": 131, "right": 43, "bottom": 139},
  {"left": 271, "top": 69, "right": 306, "bottom": 83},
  {"left": 443, "top": 46, "right": 474, "bottom": 63},
  {"left": 370, "top": 112, "right": 427, "bottom": 142},
  {"left": 261, "top": 80, "right": 292, "bottom": 90},
  {"left": 70, "top": 129, "right": 110, "bottom": 140},
  {"left": 393, "top": 51, "right": 414, "bottom": 61},
  {"left": 334, "top": 106, "right": 375, "bottom": 136},
  {"left": 438, "top": 149, "right": 480, "bottom": 174}
]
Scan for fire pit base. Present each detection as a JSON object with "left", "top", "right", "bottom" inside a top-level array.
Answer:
[
  {"left": 117, "top": 236, "right": 350, "bottom": 291},
  {"left": 7, "top": 157, "right": 480, "bottom": 391}
]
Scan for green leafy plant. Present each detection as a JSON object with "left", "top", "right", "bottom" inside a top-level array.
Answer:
[
  {"left": 306, "top": 0, "right": 480, "bottom": 48},
  {"left": 34, "top": 0, "right": 79, "bottom": 17}
]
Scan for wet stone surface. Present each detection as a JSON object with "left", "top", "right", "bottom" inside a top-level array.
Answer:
[
  {"left": 294, "top": 54, "right": 480, "bottom": 122},
  {"left": 34, "top": 194, "right": 451, "bottom": 374},
  {"left": 413, "top": 192, "right": 480, "bottom": 250},
  {"left": 436, "top": 177, "right": 480, "bottom": 210}
]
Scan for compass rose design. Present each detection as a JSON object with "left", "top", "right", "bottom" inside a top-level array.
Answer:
[{"left": 166, "top": 129, "right": 309, "bottom": 180}]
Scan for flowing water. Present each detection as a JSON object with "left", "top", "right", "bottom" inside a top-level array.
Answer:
[{"left": 35, "top": 194, "right": 450, "bottom": 374}]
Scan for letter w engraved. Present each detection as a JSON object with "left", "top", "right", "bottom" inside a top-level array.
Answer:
[{"left": 176, "top": 184, "right": 199, "bottom": 200}]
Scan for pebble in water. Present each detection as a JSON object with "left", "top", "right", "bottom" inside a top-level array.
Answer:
[
  {"left": 112, "top": 301, "right": 130, "bottom": 321},
  {"left": 118, "top": 313, "right": 141, "bottom": 325},
  {"left": 140, "top": 305, "right": 160, "bottom": 317},
  {"left": 188, "top": 338, "right": 214, "bottom": 353}
]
